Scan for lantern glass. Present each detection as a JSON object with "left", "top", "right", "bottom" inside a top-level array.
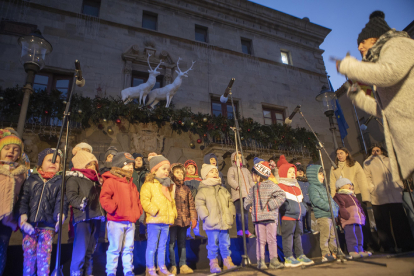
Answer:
[
  {"left": 316, "top": 90, "right": 337, "bottom": 112},
  {"left": 18, "top": 31, "right": 52, "bottom": 69}
]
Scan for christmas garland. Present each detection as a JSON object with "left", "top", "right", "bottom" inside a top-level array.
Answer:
[{"left": 0, "top": 86, "right": 318, "bottom": 159}]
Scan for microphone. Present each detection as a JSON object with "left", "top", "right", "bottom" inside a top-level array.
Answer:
[
  {"left": 360, "top": 115, "right": 374, "bottom": 131},
  {"left": 284, "top": 105, "right": 301, "bottom": 125},
  {"left": 220, "top": 78, "right": 235, "bottom": 103},
  {"left": 75, "top": 60, "right": 85, "bottom": 87}
]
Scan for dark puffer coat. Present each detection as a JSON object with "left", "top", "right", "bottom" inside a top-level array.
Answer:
[
  {"left": 66, "top": 171, "right": 105, "bottom": 223},
  {"left": 17, "top": 169, "right": 68, "bottom": 228}
]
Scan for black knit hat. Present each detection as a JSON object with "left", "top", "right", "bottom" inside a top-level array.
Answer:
[{"left": 357, "top": 11, "right": 391, "bottom": 45}]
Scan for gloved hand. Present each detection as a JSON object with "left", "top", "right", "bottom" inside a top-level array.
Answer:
[
  {"left": 19, "top": 215, "right": 35, "bottom": 235},
  {"left": 80, "top": 197, "right": 88, "bottom": 212},
  {"left": 55, "top": 214, "right": 66, "bottom": 233},
  {"left": 191, "top": 220, "right": 197, "bottom": 229}
]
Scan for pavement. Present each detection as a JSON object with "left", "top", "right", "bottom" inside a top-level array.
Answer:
[{"left": 177, "top": 254, "right": 414, "bottom": 276}]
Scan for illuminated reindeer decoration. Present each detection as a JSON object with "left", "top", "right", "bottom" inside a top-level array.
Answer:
[
  {"left": 121, "top": 54, "right": 163, "bottom": 104},
  {"left": 146, "top": 57, "right": 196, "bottom": 108}
]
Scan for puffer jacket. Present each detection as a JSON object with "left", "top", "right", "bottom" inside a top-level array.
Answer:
[
  {"left": 227, "top": 152, "right": 255, "bottom": 202},
  {"left": 333, "top": 193, "right": 365, "bottom": 227},
  {"left": 204, "top": 153, "right": 226, "bottom": 187},
  {"left": 132, "top": 168, "right": 149, "bottom": 193},
  {"left": 101, "top": 169, "right": 143, "bottom": 223},
  {"left": 195, "top": 179, "right": 236, "bottom": 231},
  {"left": 0, "top": 164, "right": 26, "bottom": 224},
  {"left": 297, "top": 177, "right": 311, "bottom": 205},
  {"left": 308, "top": 165, "right": 339, "bottom": 219},
  {"left": 244, "top": 180, "right": 286, "bottom": 223},
  {"left": 17, "top": 169, "right": 68, "bottom": 228},
  {"left": 66, "top": 171, "right": 105, "bottom": 223},
  {"left": 140, "top": 177, "right": 177, "bottom": 225},
  {"left": 279, "top": 179, "right": 307, "bottom": 220},
  {"left": 184, "top": 178, "right": 201, "bottom": 199},
  {"left": 174, "top": 181, "right": 197, "bottom": 227}
]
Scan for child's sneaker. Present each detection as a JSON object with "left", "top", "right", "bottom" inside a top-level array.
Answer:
[
  {"left": 349, "top": 252, "right": 361, "bottom": 259},
  {"left": 269, "top": 257, "right": 284, "bottom": 269},
  {"left": 360, "top": 251, "right": 372, "bottom": 258},
  {"left": 297, "top": 255, "right": 314, "bottom": 266},
  {"left": 257, "top": 260, "right": 268, "bottom": 270},
  {"left": 170, "top": 266, "right": 177, "bottom": 274},
  {"left": 321, "top": 253, "right": 335, "bottom": 262},
  {"left": 223, "top": 256, "right": 237, "bottom": 270},
  {"left": 284, "top": 256, "right": 301, "bottom": 268}
]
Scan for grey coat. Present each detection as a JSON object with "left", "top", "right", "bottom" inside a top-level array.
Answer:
[
  {"left": 227, "top": 152, "right": 255, "bottom": 202},
  {"left": 195, "top": 180, "right": 236, "bottom": 231},
  {"left": 339, "top": 36, "right": 414, "bottom": 182}
]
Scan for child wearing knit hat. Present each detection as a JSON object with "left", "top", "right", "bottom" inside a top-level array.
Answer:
[
  {"left": 195, "top": 164, "right": 236, "bottom": 273},
  {"left": 17, "top": 148, "right": 68, "bottom": 276},
  {"left": 140, "top": 154, "right": 177, "bottom": 276},
  {"left": 244, "top": 162, "right": 286, "bottom": 270},
  {"left": 0, "top": 128, "right": 27, "bottom": 275},
  {"left": 277, "top": 155, "right": 314, "bottom": 267},
  {"left": 333, "top": 177, "right": 371, "bottom": 259},
  {"left": 100, "top": 152, "right": 143, "bottom": 276},
  {"left": 183, "top": 159, "right": 204, "bottom": 239},
  {"left": 100, "top": 146, "right": 118, "bottom": 175},
  {"left": 66, "top": 150, "right": 105, "bottom": 276}
]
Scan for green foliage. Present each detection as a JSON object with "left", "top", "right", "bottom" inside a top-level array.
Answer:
[{"left": 0, "top": 86, "right": 318, "bottom": 160}]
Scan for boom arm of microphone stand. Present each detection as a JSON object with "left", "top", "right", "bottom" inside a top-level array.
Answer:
[{"left": 299, "top": 109, "right": 337, "bottom": 169}]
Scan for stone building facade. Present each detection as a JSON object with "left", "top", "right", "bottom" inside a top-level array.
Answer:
[{"left": 1, "top": 0, "right": 334, "bottom": 245}]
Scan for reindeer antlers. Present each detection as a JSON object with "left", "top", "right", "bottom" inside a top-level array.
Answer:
[
  {"left": 147, "top": 53, "right": 164, "bottom": 72},
  {"left": 176, "top": 57, "right": 196, "bottom": 74},
  {"left": 147, "top": 53, "right": 153, "bottom": 71}
]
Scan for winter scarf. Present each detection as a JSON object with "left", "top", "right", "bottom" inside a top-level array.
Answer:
[
  {"left": 279, "top": 177, "right": 299, "bottom": 187},
  {"left": 155, "top": 176, "right": 174, "bottom": 187},
  {"left": 201, "top": 178, "right": 221, "bottom": 186},
  {"left": 72, "top": 168, "right": 100, "bottom": 182},
  {"left": 184, "top": 160, "right": 202, "bottom": 182},
  {"left": 338, "top": 189, "right": 354, "bottom": 195},
  {"left": 0, "top": 161, "right": 20, "bottom": 171},
  {"left": 38, "top": 170, "right": 56, "bottom": 180},
  {"left": 364, "top": 29, "right": 410, "bottom": 63},
  {"left": 110, "top": 167, "right": 133, "bottom": 181}
]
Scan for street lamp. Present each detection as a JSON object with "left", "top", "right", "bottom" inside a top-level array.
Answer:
[
  {"left": 316, "top": 85, "right": 339, "bottom": 149},
  {"left": 16, "top": 29, "right": 53, "bottom": 137}
]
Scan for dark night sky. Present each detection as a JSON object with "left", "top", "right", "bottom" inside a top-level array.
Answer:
[{"left": 250, "top": 0, "right": 414, "bottom": 91}]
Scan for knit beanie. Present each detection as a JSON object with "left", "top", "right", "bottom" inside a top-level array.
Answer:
[
  {"left": 132, "top": 153, "right": 145, "bottom": 166},
  {"left": 253, "top": 157, "right": 265, "bottom": 165},
  {"left": 72, "top": 150, "right": 98, "bottom": 169},
  {"left": 112, "top": 152, "right": 135, "bottom": 168},
  {"left": 149, "top": 155, "right": 170, "bottom": 173},
  {"left": 104, "top": 146, "right": 118, "bottom": 161},
  {"left": 184, "top": 160, "right": 198, "bottom": 172},
  {"left": 0, "top": 128, "right": 23, "bottom": 153},
  {"left": 306, "top": 165, "right": 322, "bottom": 186},
  {"left": 295, "top": 163, "right": 305, "bottom": 172},
  {"left": 276, "top": 155, "right": 288, "bottom": 169},
  {"left": 336, "top": 177, "right": 352, "bottom": 190},
  {"left": 72, "top": 142, "right": 93, "bottom": 156},
  {"left": 278, "top": 163, "right": 297, "bottom": 178},
  {"left": 201, "top": 164, "right": 217, "bottom": 180},
  {"left": 357, "top": 11, "right": 391, "bottom": 45},
  {"left": 37, "top": 148, "right": 63, "bottom": 166},
  {"left": 252, "top": 161, "right": 271, "bottom": 179}
]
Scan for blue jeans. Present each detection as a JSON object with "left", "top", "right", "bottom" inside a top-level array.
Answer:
[
  {"left": 186, "top": 219, "right": 200, "bottom": 236},
  {"left": 146, "top": 224, "right": 169, "bottom": 268},
  {"left": 205, "top": 230, "right": 231, "bottom": 260}
]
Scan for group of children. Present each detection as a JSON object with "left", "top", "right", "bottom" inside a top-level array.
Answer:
[{"left": 0, "top": 127, "right": 372, "bottom": 276}]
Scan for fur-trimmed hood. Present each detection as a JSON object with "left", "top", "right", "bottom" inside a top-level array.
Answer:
[{"left": 0, "top": 164, "right": 27, "bottom": 220}]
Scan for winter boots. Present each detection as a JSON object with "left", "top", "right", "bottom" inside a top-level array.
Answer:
[
  {"left": 179, "top": 265, "right": 194, "bottom": 274},
  {"left": 257, "top": 260, "right": 268, "bottom": 269},
  {"left": 269, "top": 257, "right": 284, "bottom": 269},
  {"left": 209, "top": 259, "right": 222, "bottom": 273},
  {"left": 146, "top": 267, "right": 159, "bottom": 276},
  {"left": 158, "top": 266, "right": 174, "bottom": 276},
  {"left": 223, "top": 256, "right": 237, "bottom": 270}
]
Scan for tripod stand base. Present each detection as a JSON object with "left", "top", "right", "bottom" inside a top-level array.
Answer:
[{"left": 50, "top": 267, "right": 64, "bottom": 276}]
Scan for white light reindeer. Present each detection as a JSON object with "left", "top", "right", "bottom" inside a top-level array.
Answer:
[
  {"left": 121, "top": 54, "right": 163, "bottom": 105},
  {"left": 146, "top": 57, "right": 195, "bottom": 108}
]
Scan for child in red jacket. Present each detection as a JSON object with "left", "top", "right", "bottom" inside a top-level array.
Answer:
[{"left": 100, "top": 152, "right": 143, "bottom": 276}]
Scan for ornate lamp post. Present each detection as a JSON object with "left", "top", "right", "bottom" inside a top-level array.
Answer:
[
  {"left": 16, "top": 29, "right": 53, "bottom": 136},
  {"left": 316, "top": 85, "right": 339, "bottom": 149}
]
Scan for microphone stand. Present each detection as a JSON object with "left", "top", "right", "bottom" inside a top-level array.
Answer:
[
  {"left": 214, "top": 88, "right": 274, "bottom": 276},
  {"left": 50, "top": 67, "right": 80, "bottom": 276},
  {"left": 297, "top": 108, "right": 386, "bottom": 268}
]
